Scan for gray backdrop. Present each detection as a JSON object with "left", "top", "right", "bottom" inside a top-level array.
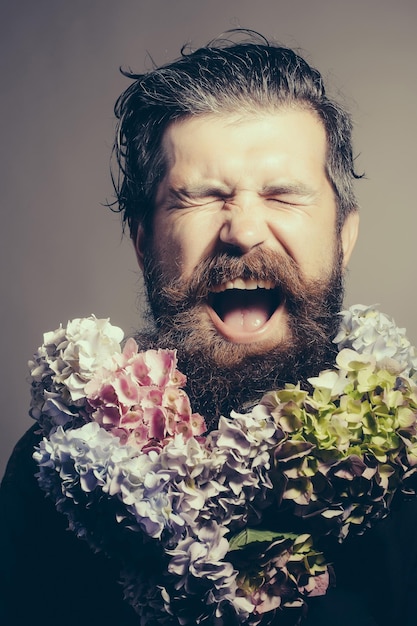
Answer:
[{"left": 1, "top": 0, "right": 416, "bottom": 477}]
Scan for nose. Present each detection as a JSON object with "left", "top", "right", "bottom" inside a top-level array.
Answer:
[{"left": 219, "top": 197, "right": 268, "bottom": 254}]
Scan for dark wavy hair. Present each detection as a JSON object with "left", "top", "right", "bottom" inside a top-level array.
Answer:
[{"left": 111, "top": 31, "right": 360, "bottom": 240}]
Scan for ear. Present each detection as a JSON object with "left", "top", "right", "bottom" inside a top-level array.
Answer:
[
  {"left": 134, "top": 224, "right": 145, "bottom": 271},
  {"left": 340, "top": 210, "right": 359, "bottom": 268}
]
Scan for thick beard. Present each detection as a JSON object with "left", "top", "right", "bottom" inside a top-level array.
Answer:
[{"left": 136, "top": 247, "right": 344, "bottom": 429}]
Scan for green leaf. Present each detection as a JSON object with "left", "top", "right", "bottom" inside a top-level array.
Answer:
[{"left": 228, "top": 528, "right": 298, "bottom": 552}]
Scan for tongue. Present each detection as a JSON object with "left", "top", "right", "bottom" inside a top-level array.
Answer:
[
  {"left": 223, "top": 308, "right": 269, "bottom": 331},
  {"left": 219, "top": 290, "right": 272, "bottom": 332}
]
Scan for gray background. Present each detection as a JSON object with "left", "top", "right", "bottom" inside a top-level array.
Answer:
[{"left": 1, "top": 0, "right": 416, "bottom": 477}]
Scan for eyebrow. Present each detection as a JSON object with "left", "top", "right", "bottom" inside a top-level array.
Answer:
[
  {"left": 260, "top": 182, "right": 318, "bottom": 198},
  {"left": 169, "top": 185, "right": 232, "bottom": 200}
]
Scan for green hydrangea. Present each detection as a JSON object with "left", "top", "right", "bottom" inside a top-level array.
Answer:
[{"left": 261, "top": 349, "right": 417, "bottom": 540}]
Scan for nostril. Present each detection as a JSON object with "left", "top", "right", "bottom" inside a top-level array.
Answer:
[
  {"left": 219, "top": 220, "right": 267, "bottom": 254},
  {"left": 219, "top": 242, "right": 250, "bottom": 258}
]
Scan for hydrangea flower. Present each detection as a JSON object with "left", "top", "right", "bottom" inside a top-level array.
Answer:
[
  {"left": 85, "top": 339, "right": 206, "bottom": 450},
  {"left": 29, "top": 316, "right": 124, "bottom": 429},
  {"left": 335, "top": 304, "right": 417, "bottom": 378},
  {"left": 30, "top": 306, "right": 417, "bottom": 625},
  {"left": 29, "top": 317, "right": 206, "bottom": 449},
  {"left": 229, "top": 529, "right": 329, "bottom": 622},
  {"left": 261, "top": 347, "right": 417, "bottom": 540}
]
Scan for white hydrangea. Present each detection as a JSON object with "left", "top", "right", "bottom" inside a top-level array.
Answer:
[
  {"left": 52, "top": 316, "right": 124, "bottom": 399},
  {"left": 335, "top": 304, "right": 417, "bottom": 378},
  {"left": 29, "top": 316, "right": 125, "bottom": 431},
  {"left": 30, "top": 316, "right": 123, "bottom": 394},
  {"left": 167, "top": 522, "right": 251, "bottom": 621},
  {"left": 34, "top": 422, "right": 125, "bottom": 496}
]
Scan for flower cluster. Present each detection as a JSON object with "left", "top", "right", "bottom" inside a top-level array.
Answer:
[
  {"left": 262, "top": 348, "right": 417, "bottom": 540},
  {"left": 29, "top": 306, "right": 417, "bottom": 625},
  {"left": 29, "top": 316, "right": 206, "bottom": 451},
  {"left": 29, "top": 316, "right": 124, "bottom": 429},
  {"left": 85, "top": 338, "right": 206, "bottom": 450},
  {"left": 335, "top": 304, "right": 417, "bottom": 379}
]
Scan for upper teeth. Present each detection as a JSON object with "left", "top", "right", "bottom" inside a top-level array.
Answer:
[{"left": 211, "top": 279, "right": 274, "bottom": 293}]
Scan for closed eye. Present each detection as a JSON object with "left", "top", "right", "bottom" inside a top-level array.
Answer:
[
  {"left": 268, "top": 195, "right": 298, "bottom": 204},
  {"left": 266, "top": 195, "right": 308, "bottom": 208},
  {"left": 168, "top": 187, "right": 230, "bottom": 209},
  {"left": 262, "top": 183, "right": 318, "bottom": 207}
]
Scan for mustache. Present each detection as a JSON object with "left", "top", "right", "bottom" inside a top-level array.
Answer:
[{"left": 145, "top": 248, "right": 311, "bottom": 313}]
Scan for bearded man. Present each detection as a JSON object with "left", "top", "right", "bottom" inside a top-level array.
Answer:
[
  {"left": 1, "top": 33, "right": 416, "bottom": 626},
  {"left": 117, "top": 38, "right": 358, "bottom": 427}
]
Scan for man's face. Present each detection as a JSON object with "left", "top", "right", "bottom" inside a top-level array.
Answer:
[{"left": 136, "top": 109, "right": 358, "bottom": 362}]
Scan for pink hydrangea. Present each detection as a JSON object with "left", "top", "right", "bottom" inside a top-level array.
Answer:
[{"left": 84, "top": 339, "right": 206, "bottom": 450}]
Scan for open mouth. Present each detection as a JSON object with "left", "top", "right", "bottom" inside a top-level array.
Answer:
[{"left": 207, "top": 278, "right": 284, "bottom": 336}]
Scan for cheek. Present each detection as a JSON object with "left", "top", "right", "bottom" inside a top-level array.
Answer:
[
  {"left": 269, "top": 220, "right": 337, "bottom": 279},
  {"left": 304, "top": 234, "right": 339, "bottom": 279},
  {"left": 301, "top": 234, "right": 337, "bottom": 275},
  {"left": 152, "top": 220, "right": 205, "bottom": 278},
  {"left": 164, "top": 215, "right": 221, "bottom": 277},
  {"left": 149, "top": 220, "right": 182, "bottom": 276}
]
